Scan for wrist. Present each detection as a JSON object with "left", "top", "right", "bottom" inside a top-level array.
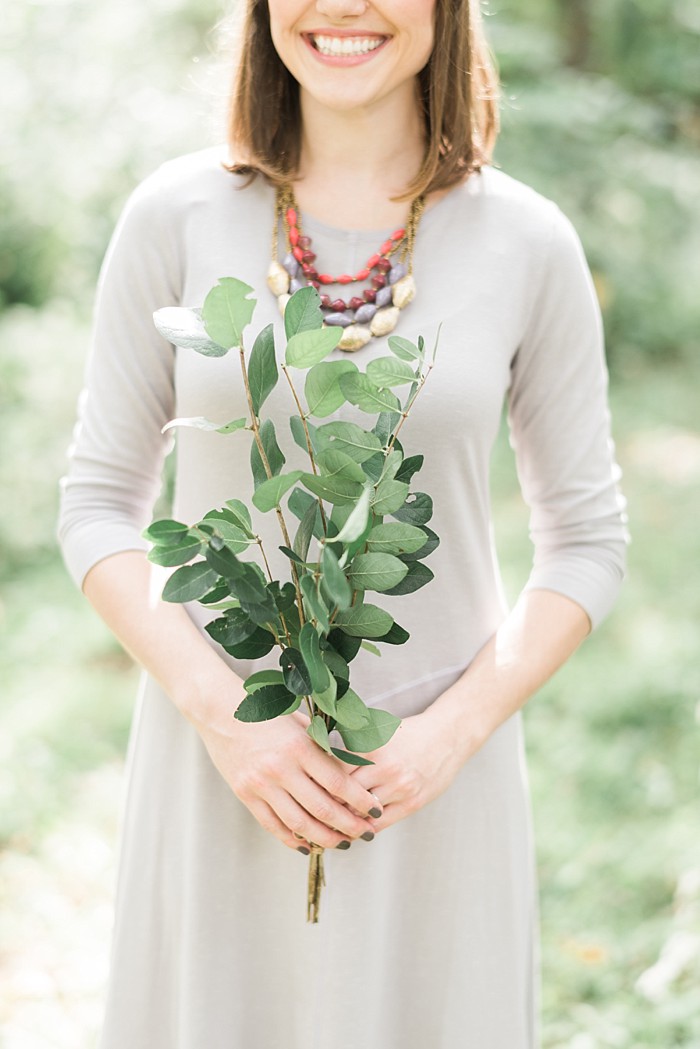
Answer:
[{"left": 171, "top": 652, "right": 246, "bottom": 733}]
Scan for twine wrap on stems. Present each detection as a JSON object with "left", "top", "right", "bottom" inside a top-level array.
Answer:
[{"left": 307, "top": 846, "right": 326, "bottom": 924}]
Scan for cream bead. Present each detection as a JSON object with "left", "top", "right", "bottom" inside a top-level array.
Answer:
[
  {"left": 267, "top": 261, "right": 291, "bottom": 296},
  {"left": 370, "top": 307, "right": 400, "bottom": 338}
]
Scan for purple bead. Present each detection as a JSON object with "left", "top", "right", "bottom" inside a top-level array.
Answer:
[
  {"left": 389, "top": 262, "right": 407, "bottom": 285},
  {"left": 289, "top": 278, "right": 305, "bottom": 293},
  {"left": 324, "top": 312, "right": 353, "bottom": 327},
  {"left": 375, "top": 285, "right": 393, "bottom": 308},
  {"left": 354, "top": 303, "right": 377, "bottom": 324},
  {"left": 282, "top": 252, "right": 300, "bottom": 278}
]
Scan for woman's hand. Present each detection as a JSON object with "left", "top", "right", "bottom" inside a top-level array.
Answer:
[
  {"left": 348, "top": 708, "right": 471, "bottom": 836},
  {"left": 193, "top": 686, "right": 381, "bottom": 854}
]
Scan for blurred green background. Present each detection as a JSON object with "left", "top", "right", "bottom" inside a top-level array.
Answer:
[{"left": 1, "top": 0, "right": 699, "bottom": 1046}]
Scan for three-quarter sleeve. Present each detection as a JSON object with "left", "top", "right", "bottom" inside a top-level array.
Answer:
[
  {"left": 507, "top": 204, "right": 628, "bottom": 629},
  {"left": 58, "top": 170, "right": 181, "bottom": 589}
]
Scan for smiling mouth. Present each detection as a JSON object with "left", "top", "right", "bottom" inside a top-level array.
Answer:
[{"left": 307, "top": 33, "right": 388, "bottom": 58}]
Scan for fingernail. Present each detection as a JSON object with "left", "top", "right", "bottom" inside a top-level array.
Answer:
[
  {"left": 361, "top": 830, "right": 375, "bottom": 842},
  {"left": 336, "top": 840, "right": 351, "bottom": 850},
  {"left": 297, "top": 846, "right": 310, "bottom": 855},
  {"left": 369, "top": 807, "right": 382, "bottom": 819}
]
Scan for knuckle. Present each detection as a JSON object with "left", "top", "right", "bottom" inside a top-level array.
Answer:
[
  {"left": 289, "top": 814, "right": 307, "bottom": 836},
  {"left": 313, "top": 801, "right": 335, "bottom": 825},
  {"left": 325, "top": 772, "right": 346, "bottom": 798}
]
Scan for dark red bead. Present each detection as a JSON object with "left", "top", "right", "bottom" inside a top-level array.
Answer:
[
  {"left": 376, "top": 257, "right": 392, "bottom": 273},
  {"left": 320, "top": 294, "right": 332, "bottom": 308},
  {"left": 289, "top": 227, "right": 299, "bottom": 247},
  {"left": 301, "top": 250, "right": 316, "bottom": 264},
  {"left": 311, "top": 281, "right": 320, "bottom": 289},
  {"left": 302, "top": 264, "right": 319, "bottom": 280},
  {"left": 331, "top": 298, "right": 347, "bottom": 312},
  {"left": 349, "top": 296, "right": 365, "bottom": 310},
  {"left": 363, "top": 289, "right": 377, "bottom": 303},
  {"left": 372, "top": 274, "right": 387, "bottom": 289},
  {"left": 299, "top": 236, "right": 312, "bottom": 249}
]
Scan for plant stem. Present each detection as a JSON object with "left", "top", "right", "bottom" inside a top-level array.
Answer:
[
  {"left": 386, "top": 361, "right": 434, "bottom": 454},
  {"left": 281, "top": 363, "right": 328, "bottom": 535}
]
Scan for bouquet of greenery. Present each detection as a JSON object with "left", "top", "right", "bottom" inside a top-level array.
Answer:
[{"left": 145, "top": 280, "right": 439, "bottom": 921}]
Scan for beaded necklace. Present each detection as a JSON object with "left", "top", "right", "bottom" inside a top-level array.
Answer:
[{"left": 267, "top": 185, "right": 425, "bottom": 352}]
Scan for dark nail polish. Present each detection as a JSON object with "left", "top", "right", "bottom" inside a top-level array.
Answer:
[
  {"left": 297, "top": 846, "right": 310, "bottom": 855},
  {"left": 369, "top": 807, "right": 382, "bottom": 819},
  {"left": 336, "top": 840, "right": 351, "bottom": 850},
  {"left": 361, "top": 831, "right": 375, "bottom": 842}
]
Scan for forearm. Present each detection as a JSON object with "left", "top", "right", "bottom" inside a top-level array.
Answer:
[
  {"left": 82, "top": 550, "right": 243, "bottom": 725},
  {"left": 429, "top": 589, "right": 591, "bottom": 762}
]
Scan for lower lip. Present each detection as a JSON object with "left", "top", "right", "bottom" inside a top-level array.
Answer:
[{"left": 303, "top": 34, "right": 389, "bottom": 67}]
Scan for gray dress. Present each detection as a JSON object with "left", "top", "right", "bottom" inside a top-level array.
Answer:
[{"left": 58, "top": 147, "right": 627, "bottom": 1049}]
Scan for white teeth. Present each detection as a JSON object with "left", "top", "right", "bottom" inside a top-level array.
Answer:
[{"left": 312, "top": 34, "right": 384, "bottom": 57}]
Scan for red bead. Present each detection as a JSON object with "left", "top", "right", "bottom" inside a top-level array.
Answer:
[
  {"left": 372, "top": 274, "right": 387, "bottom": 289},
  {"left": 380, "top": 240, "right": 393, "bottom": 255},
  {"left": 318, "top": 274, "right": 334, "bottom": 285},
  {"left": 289, "top": 227, "right": 300, "bottom": 247},
  {"left": 354, "top": 267, "right": 370, "bottom": 281},
  {"left": 311, "top": 281, "right": 320, "bottom": 290},
  {"left": 391, "top": 228, "right": 405, "bottom": 241},
  {"left": 376, "top": 258, "right": 392, "bottom": 273},
  {"left": 302, "top": 264, "right": 319, "bottom": 280},
  {"left": 366, "top": 253, "right": 381, "bottom": 269},
  {"left": 349, "top": 296, "right": 365, "bottom": 310},
  {"left": 320, "top": 294, "right": 332, "bottom": 308},
  {"left": 337, "top": 274, "right": 354, "bottom": 284},
  {"left": 293, "top": 246, "right": 304, "bottom": 261},
  {"left": 301, "top": 250, "right": 317, "bottom": 264},
  {"left": 331, "top": 298, "right": 347, "bottom": 312},
  {"left": 363, "top": 289, "right": 377, "bottom": 303},
  {"left": 299, "top": 236, "right": 312, "bottom": 249},
  {"left": 286, "top": 208, "right": 297, "bottom": 226}
]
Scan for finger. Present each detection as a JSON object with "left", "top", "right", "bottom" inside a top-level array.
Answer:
[
  {"left": 304, "top": 752, "right": 385, "bottom": 819},
  {"left": 286, "top": 772, "right": 377, "bottom": 841},
  {"left": 246, "top": 797, "right": 313, "bottom": 854},
  {"left": 267, "top": 788, "right": 355, "bottom": 851}
]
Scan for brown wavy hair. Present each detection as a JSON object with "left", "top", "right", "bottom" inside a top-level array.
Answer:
[{"left": 226, "top": 0, "right": 500, "bottom": 200}]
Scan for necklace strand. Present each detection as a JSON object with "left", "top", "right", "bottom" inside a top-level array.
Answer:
[{"left": 268, "top": 186, "right": 425, "bottom": 352}]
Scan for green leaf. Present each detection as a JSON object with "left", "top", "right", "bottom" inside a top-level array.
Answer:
[
  {"left": 320, "top": 644, "right": 350, "bottom": 689},
  {"left": 371, "top": 479, "right": 410, "bottom": 515},
  {"left": 243, "top": 669, "right": 285, "bottom": 693},
  {"left": 338, "top": 705, "right": 401, "bottom": 752},
  {"left": 312, "top": 677, "right": 338, "bottom": 717},
  {"left": 330, "top": 486, "right": 372, "bottom": 546},
  {"left": 334, "top": 688, "right": 371, "bottom": 729},
  {"left": 378, "top": 449, "right": 404, "bottom": 485},
  {"left": 366, "top": 522, "right": 429, "bottom": 555},
  {"left": 200, "top": 512, "right": 251, "bottom": 553},
  {"left": 383, "top": 560, "right": 434, "bottom": 595},
  {"left": 301, "top": 472, "right": 364, "bottom": 506},
  {"left": 279, "top": 545, "right": 308, "bottom": 566},
  {"left": 248, "top": 323, "right": 278, "bottom": 416},
  {"left": 289, "top": 414, "right": 318, "bottom": 454},
  {"left": 299, "top": 622, "right": 331, "bottom": 691},
  {"left": 225, "top": 626, "right": 276, "bottom": 660},
  {"left": 280, "top": 648, "right": 313, "bottom": 696},
  {"left": 160, "top": 416, "right": 247, "bottom": 435},
  {"left": 316, "top": 448, "right": 366, "bottom": 484},
  {"left": 360, "top": 640, "right": 382, "bottom": 657},
  {"left": 205, "top": 607, "right": 258, "bottom": 646},
  {"left": 224, "top": 499, "right": 254, "bottom": 536},
  {"left": 320, "top": 546, "right": 352, "bottom": 610},
  {"left": 232, "top": 567, "right": 279, "bottom": 625},
  {"left": 234, "top": 683, "right": 299, "bottom": 722},
  {"left": 300, "top": 574, "right": 331, "bottom": 633},
  {"left": 375, "top": 621, "right": 410, "bottom": 645},
  {"left": 148, "top": 535, "right": 202, "bottom": 567},
  {"left": 338, "top": 373, "right": 401, "bottom": 414},
  {"left": 399, "top": 525, "right": 440, "bottom": 561},
  {"left": 293, "top": 500, "right": 318, "bottom": 561},
  {"left": 373, "top": 412, "right": 401, "bottom": 444},
  {"left": 331, "top": 747, "right": 375, "bottom": 767},
  {"left": 333, "top": 604, "right": 394, "bottom": 638},
  {"left": 286, "top": 327, "right": 341, "bottom": 368},
  {"left": 304, "top": 359, "right": 358, "bottom": 417},
  {"left": 395, "top": 454, "right": 424, "bottom": 484},
  {"left": 199, "top": 579, "right": 231, "bottom": 606},
  {"left": 284, "top": 285, "right": 324, "bottom": 340},
  {"left": 307, "top": 715, "right": 332, "bottom": 753},
  {"left": 204, "top": 540, "right": 242, "bottom": 579},
  {"left": 392, "top": 492, "right": 433, "bottom": 525},
  {"left": 161, "top": 561, "right": 220, "bottom": 603},
  {"left": 268, "top": 580, "right": 297, "bottom": 613},
  {"left": 153, "top": 306, "right": 227, "bottom": 357},
  {"left": 366, "top": 355, "right": 417, "bottom": 388},
  {"left": 143, "top": 519, "right": 190, "bottom": 546},
  {"left": 327, "top": 628, "right": 362, "bottom": 663},
  {"left": 387, "top": 334, "right": 422, "bottom": 362},
  {"left": 252, "top": 470, "right": 304, "bottom": 513},
  {"left": 347, "top": 553, "right": 408, "bottom": 593},
  {"left": 202, "top": 278, "right": 256, "bottom": 349},
  {"left": 250, "top": 418, "right": 285, "bottom": 488},
  {"left": 314, "top": 421, "right": 382, "bottom": 463}
]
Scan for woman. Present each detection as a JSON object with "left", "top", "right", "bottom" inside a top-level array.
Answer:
[{"left": 59, "top": 1, "right": 627, "bottom": 1046}]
